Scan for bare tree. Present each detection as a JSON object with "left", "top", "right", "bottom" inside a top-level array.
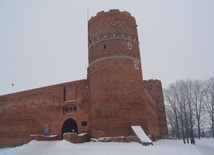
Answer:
[
  {"left": 165, "top": 86, "right": 180, "bottom": 139},
  {"left": 204, "top": 77, "right": 214, "bottom": 138},
  {"left": 192, "top": 80, "right": 206, "bottom": 139},
  {"left": 164, "top": 79, "right": 207, "bottom": 141}
]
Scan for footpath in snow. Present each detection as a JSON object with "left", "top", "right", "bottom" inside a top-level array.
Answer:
[{"left": 0, "top": 138, "right": 214, "bottom": 155}]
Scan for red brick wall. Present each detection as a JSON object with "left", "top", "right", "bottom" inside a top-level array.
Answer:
[
  {"left": 144, "top": 80, "right": 168, "bottom": 137},
  {"left": 0, "top": 80, "right": 89, "bottom": 147}
]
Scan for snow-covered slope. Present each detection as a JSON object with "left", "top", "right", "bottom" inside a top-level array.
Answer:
[
  {"left": 131, "top": 126, "right": 152, "bottom": 143},
  {"left": 0, "top": 139, "right": 214, "bottom": 155}
]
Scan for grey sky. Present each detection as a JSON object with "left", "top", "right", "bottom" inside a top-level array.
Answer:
[{"left": 0, "top": 0, "right": 214, "bottom": 95}]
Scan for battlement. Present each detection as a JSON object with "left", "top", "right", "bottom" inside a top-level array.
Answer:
[
  {"left": 88, "top": 9, "right": 136, "bottom": 27},
  {"left": 144, "top": 79, "right": 162, "bottom": 86},
  {"left": 89, "top": 9, "right": 133, "bottom": 21}
]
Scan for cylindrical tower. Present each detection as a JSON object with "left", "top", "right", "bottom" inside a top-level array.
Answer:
[{"left": 88, "top": 9, "right": 147, "bottom": 138}]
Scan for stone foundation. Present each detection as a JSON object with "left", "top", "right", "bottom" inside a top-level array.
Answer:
[
  {"left": 63, "top": 133, "right": 89, "bottom": 143},
  {"left": 30, "top": 134, "right": 59, "bottom": 141},
  {"left": 90, "top": 136, "right": 153, "bottom": 145}
]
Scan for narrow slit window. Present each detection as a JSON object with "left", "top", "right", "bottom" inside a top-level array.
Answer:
[
  {"left": 104, "top": 44, "right": 106, "bottom": 49},
  {"left": 128, "top": 42, "right": 132, "bottom": 49}
]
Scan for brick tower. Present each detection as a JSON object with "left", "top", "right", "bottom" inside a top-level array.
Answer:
[{"left": 88, "top": 9, "right": 150, "bottom": 138}]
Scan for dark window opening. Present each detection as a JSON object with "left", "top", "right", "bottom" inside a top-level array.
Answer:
[
  {"left": 73, "top": 106, "right": 77, "bottom": 111},
  {"left": 70, "top": 107, "right": 72, "bottom": 111},
  {"left": 104, "top": 44, "right": 106, "bottom": 49},
  {"left": 128, "top": 42, "right": 132, "bottom": 49},
  {"left": 65, "top": 107, "right": 69, "bottom": 112},
  {"left": 81, "top": 121, "right": 87, "bottom": 126}
]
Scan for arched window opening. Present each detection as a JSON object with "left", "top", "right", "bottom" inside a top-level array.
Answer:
[{"left": 63, "top": 104, "right": 78, "bottom": 114}]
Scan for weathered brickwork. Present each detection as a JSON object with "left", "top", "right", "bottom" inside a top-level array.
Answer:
[
  {"left": 144, "top": 79, "right": 168, "bottom": 137},
  {"left": 0, "top": 80, "right": 89, "bottom": 147},
  {"left": 0, "top": 9, "right": 167, "bottom": 147}
]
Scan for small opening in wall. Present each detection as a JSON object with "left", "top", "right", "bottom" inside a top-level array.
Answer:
[
  {"left": 70, "top": 107, "right": 72, "bottom": 111},
  {"left": 104, "top": 44, "right": 106, "bottom": 49},
  {"left": 81, "top": 121, "right": 87, "bottom": 126},
  {"left": 128, "top": 42, "right": 132, "bottom": 49},
  {"left": 65, "top": 107, "right": 69, "bottom": 112},
  {"left": 73, "top": 106, "right": 77, "bottom": 111}
]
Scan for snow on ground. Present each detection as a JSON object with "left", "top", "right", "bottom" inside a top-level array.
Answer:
[{"left": 0, "top": 138, "right": 214, "bottom": 155}]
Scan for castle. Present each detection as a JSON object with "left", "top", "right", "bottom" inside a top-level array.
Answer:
[{"left": 0, "top": 9, "right": 168, "bottom": 147}]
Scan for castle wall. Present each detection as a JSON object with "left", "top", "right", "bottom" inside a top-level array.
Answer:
[
  {"left": 144, "top": 80, "right": 168, "bottom": 137},
  {"left": 143, "top": 88, "right": 160, "bottom": 139},
  {"left": 0, "top": 80, "right": 89, "bottom": 147}
]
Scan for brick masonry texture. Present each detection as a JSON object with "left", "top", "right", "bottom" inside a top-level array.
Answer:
[{"left": 0, "top": 9, "right": 167, "bottom": 147}]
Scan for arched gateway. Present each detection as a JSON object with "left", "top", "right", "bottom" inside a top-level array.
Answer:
[{"left": 62, "top": 118, "right": 78, "bottom": 138}]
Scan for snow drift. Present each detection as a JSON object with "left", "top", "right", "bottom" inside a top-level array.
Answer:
[{"left": 0, "top": 138, "right": 214, "bottom": 155}]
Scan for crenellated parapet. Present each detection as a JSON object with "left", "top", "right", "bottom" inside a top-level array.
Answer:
[{"left": 88, "top": 9, "right": 138, "bottom": 48}]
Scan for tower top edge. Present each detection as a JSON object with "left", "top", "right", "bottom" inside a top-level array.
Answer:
[
  {"left": 89, "top": 9, "right": 134, "bottom": 22},
  {"left": 144, "top": 79, "right": 162, "bottom": 84}
]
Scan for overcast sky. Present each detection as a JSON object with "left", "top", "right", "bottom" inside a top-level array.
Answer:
[{"left": 0, "top": 0, "right": 214, "bottom": 95}]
